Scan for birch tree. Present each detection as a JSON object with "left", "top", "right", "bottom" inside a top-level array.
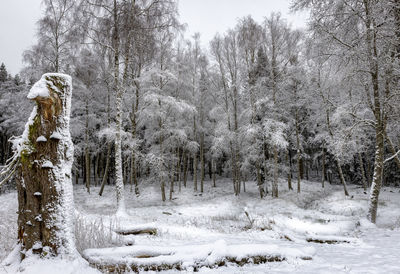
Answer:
[
  {"left": 293, "top": 0, "right": 400, "bottom": 222},
  {"left": 23, "top": 0, "right": 79, "bottom": 76}
]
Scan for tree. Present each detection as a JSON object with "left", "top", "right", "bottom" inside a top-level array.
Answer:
[
  {"left": 262, "top": 13, "right": 295, "bottom": 197},
  {"left": 285, "top": 51, "right": 308, "bottom": 193},
  {"left": 293, "top": 0, "right": 400, "bottom": 222},
  {"left": 243, "top": 46, "right": 270, "bottom": 197},
  {"left": 1, "top": 73, "right": 75, "bottom": 257},
  {"left": 22, "top": 0, "right": 79, "bottom": 78},
  {"left": 210, "top": 30, "right": 242, "bottom": 196},
  {"left": 83, "top": 0, "right": 180, "bottom": 208},
  {"left": 75, "top": 49, "right": 101, "bottom": 193},
  {"left": 0, "top": 63, "right": 8, "bottom": 83},
  {"left": 237, "top": 17, "right": 265, "bottom": 196}
]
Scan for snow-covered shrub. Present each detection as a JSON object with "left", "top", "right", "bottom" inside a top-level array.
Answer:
[{"left": 74, "top": 216, "right": 124, "bottom": 254}]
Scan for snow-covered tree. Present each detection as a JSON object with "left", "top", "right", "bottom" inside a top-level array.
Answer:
[
  {"left": 293, "top": 0, "right": 400, "bottom": 222},
  {"left": 6, "top": 73, "right": 75, "bottom": 258}
]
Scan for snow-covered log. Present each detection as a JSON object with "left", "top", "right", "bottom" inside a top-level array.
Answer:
[
  {"left": 114, "top": 223, "right": 158, "bottom": 236},
  {"left": 83, "top": 241, "right": 313, "bottom": 272},
  {"left": 14, "top": 73, "right": 75, "bottom": 258}
]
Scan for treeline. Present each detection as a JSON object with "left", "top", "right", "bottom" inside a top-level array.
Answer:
[
  {"left": 0, "top": 0, "right": 399, "bottom": 222},
  {"left": 0, "top": 63, "right": 30, "bottom": 165}
]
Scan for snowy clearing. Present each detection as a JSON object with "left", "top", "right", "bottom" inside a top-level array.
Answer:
[{"left": 1, "top": 179, "right": 400, "bottom": 273}]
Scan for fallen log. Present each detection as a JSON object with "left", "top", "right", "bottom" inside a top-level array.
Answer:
[
  {"left": 88, "top": 254, "right": 286, "bottom": 273},
  {"left": 305, "top": 234, "right": 353, "bottom": 244},
  {"left": 306, "top": 238, "right": 350, "bottom": 244},
  {"left": 115, "top": 228, "right": 157, "bottom": 236},
  {"left": 83, "top": 241, "right": 313, "bottom": 273},
  {"left": 114, "top": 223, "right": 158, "bottom": 236}
]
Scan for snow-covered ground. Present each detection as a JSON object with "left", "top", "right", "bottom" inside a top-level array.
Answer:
[{"left": 1, "top": 179, "right": 400, "bottom": 273}]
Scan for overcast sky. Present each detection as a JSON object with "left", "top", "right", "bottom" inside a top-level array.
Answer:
[{"left": 0, "top": 0, "right": 308, "bottom": 76}]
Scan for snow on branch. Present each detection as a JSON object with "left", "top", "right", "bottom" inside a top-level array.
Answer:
[
  {"left": 263, "top": 119, "right": 288, "bottom": 150},
  {"left": 143, "top": 92, "right": 197, "bottom": 116},
  {"left": 384, "top": 149, "right": 400, "bottom": 164}
]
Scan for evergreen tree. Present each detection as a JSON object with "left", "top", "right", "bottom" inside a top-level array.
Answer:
[{"left": 0, "top": 63, "right": 8, "bottom": 83}]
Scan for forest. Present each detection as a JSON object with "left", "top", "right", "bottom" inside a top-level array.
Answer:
[{"left": 0, "top": 0, "right": 400, "bottom": 273}]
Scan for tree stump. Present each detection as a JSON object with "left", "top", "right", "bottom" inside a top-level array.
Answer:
[{"left": 15, "top": 73, "right": 74, "bottom": 258}]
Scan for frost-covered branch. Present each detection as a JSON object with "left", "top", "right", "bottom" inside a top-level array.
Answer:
[
  {"left": 0, "top": 163, "right": 18, "bottom": 188},
  {"left": 384, "top": 149, "right": 400, "bottom": 164}
]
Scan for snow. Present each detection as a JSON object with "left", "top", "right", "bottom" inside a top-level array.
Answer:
[
  {"left": 1, "top": 245, "right": 99, "bottom": 274},
  {"left": 83, "top": 240, "right": 313, "bottom": 270},
  {"left": 48, "top": 73, "right": 76, "bottom": 256},
  {"left": 34, "top": 215, "right": 43, "bottom": 222},
  {"left": 113, "top": 222, "right": 158, "bottom": 235},
  {"left": 27, "top": 77, "right": 50, "bottom": 99},
  {"left": 36, "top": 136, "right": 47, "bottom": 142},
  {"left": 32, "top": 242, "right": 42, "bottom": 250},
  {"left": 27, "top": 73, "right": 72, "bottom": 100},
  {"left": 2, "top": 180, "right": 400, "bottom": 273},
  {"left": 50, "top": 132, "right": 62, "bottom": 140},
  {"left": 74, "top": 181, "right": 400, "bottom": 273},
  {"left": 41, "top": 160, "right": 54, "bottom": 169},
  {"left": 11, "top": 107, "right": 37, "bottom": 155}
]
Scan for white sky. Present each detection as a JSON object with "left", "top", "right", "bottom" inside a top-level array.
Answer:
[
  {"left": 179, "top": 0, "right": 308, "bottom": 46},
  {"left": 0, "top": 0, "right": 42, "bottom": 76},
  {"left": 0, "top": 0, "right": 308, "bottom": 75}
]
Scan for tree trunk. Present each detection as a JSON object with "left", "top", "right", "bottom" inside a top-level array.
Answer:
[
  {"left": 208, "top": 160, "right": 212, "bottom": 179},
  {"left": 85, "top": 100, "right": 90, "bottom": 193},
  {"left": 257, "top": 163, "right": 264, "bottom": 198},
  {"left": 159, "top": 115, "right": 166, "bottom": 202},
  {"left": 94, "top": 153, "right": 100, "bottom": 186},
  {"left": 322, "top": 147, "right": 326, "bottom": 188},
  {"left": 287, "top": 150, "right": 292, "bottom": 191},
  {"left": 200, "top": 133, "right": 204, "bottom": 193},
  {"left": 177, "top": 148, "right": 181, "bottom": 192},
  {"left": 366, "top": 157, "right": 372, "bottom": 187},
  {"left": 264, "top": 143, "right": 269, "bottom": 195},
  {"left": 297, "top": 149, "right": 301, "bottom": 193},
  {"left": 112, "top": 0, "right": 125, "bottom": 216},
  {"left": 99, "top": 144, "right": 111, "bottom": 196},
  {"left": 299, "top": 157, "right": 304, "bottom": 180},
  {"left": 368, "top": 122, "right": 384, "bottom": 223},
  {"left": 130, "top": 96, "right": 139, "bottom": 195},
  {"left": 17, "top": 74, "right": 75, "bottom": 257},
  {"left": 85, "top": 149, "right": 90, "bottom": 193},
  {"left": 183, "top": 151, "right": 188, "bottom": 187},
  {"left": 305, "top": 160, "right": 309, "bottom": 180},
  {"left": 336, "top": 159, "right": 349, "bottom": 196},
  {"left": 169, "top": 166, "right": 174, "bottom": 201},
  {"left": 358, "top": 152, "right": 368, "bottom": 192},
  {"left": 75, "top": 165, "right": 79, "bottom": 185},
  {"left": 81, "top": 153, "right": 85, "bottom": 185},
  {"left": 130, "top": 152, "right": 138, "bottom": 194},
  {"left": 364, "top": 0, "right": 385, "bottom": 223},
  {"left": 115, "top": 93, "right": 125, "bottom": 214},
  {"left": 161, "top": 179, "right": 166, "bottom": 202},
  {"left": 212, "top": 159, "right": 216, "bottom": 187},
  {"left": 271, "top": 146, "right": 278, "bottom": 197},
  {"left": 193, "top": 154, "right": 198, "bottom": 191}
]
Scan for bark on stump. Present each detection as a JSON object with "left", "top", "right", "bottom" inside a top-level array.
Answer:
[{"left": 16, "top": 73, "right": 74, "bottom": 258}]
